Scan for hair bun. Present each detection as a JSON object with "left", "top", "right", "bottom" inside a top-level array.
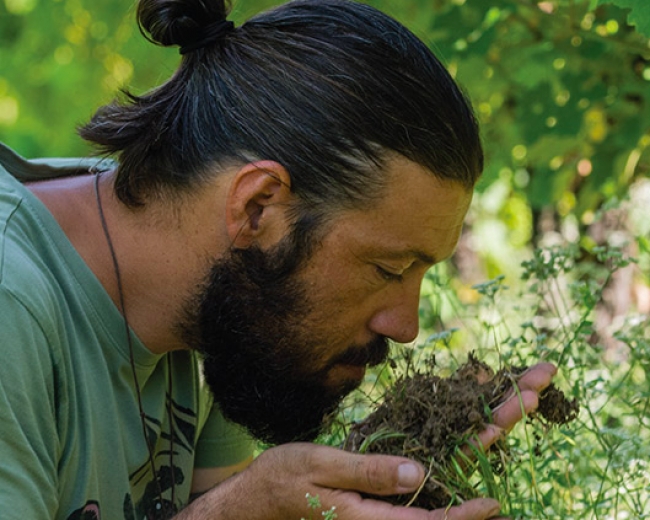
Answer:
[{"left": 137, "top": 0, "right": 231, "bottom": 48}]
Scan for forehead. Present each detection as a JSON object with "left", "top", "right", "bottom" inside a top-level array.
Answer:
[{"left": 330, "top": 156, "right": 472, "bottom": 263}]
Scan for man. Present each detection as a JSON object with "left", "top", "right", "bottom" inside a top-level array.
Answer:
[{"left": 0, "top": 0, "right": 556, "bottom": 518}]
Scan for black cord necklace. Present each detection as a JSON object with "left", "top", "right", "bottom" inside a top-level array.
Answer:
[{"left": 93, "top": 171, "right": 175, "bottom": 517}]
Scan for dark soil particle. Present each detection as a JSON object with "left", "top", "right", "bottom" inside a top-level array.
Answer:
[
  {"left": 537, "top": 382, "right": 579, "bottom": 425},
  {"left": 343, "top": 354, "right": 579, "bottom": 509}
]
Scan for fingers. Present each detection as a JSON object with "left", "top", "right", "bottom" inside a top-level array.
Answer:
[
  {"left": 320, "top": 493, "right": 502, "bottom": 520},
  {"left": 305, "top": 444, "right": 426, "bottom": 495},
  {"left": 310, "top": 491, "right": 500, "bottom": 520},
  {"left": 471, "top": 423, "right": 505, "bottom": 453},
  {"left": 267, "top": 445, "right": 504, "bottom": 519},
  {"left": 491, "top": 362, "right": 557, "bottom": 432},
  {"left": 464, "top": 363, "right": 557, "bottom": 454},
  {"left": 304, "top": 448, "right": 504, "bottom": 520},
  {"left": 516, "top": 362, "right": 557, "bottom": 393}
]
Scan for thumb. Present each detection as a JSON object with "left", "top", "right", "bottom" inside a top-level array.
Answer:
[{"left": 307, "top": 446, "right": 425, "bottom": 495}]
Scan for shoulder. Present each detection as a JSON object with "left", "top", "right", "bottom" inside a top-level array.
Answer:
[
  {"left": 0, "top": 195, "right": 59, "bottom": 335},
  {"left": 0, "top": 182, "right": 69, "bottom": 374}
]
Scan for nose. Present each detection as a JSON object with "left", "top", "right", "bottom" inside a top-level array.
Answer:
[{"left": 367, "top": 282, "right": 421, "bottom": 344}]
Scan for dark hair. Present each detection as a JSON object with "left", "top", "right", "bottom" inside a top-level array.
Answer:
[{"left": 80, "top": 0, "right": 483, "bottom": 217}]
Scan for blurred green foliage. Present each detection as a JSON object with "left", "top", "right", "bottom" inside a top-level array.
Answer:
[{"left": 0, "top": 0, "right": 648, "bottom": 229}]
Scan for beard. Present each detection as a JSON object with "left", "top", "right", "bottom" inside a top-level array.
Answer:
[{"left": 179, "top": 229, "right": 390, "bottom": 445}]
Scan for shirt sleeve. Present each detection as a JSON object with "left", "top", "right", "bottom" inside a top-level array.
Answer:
[
  {"left": 0, "top": 288, "right": 59, "bottom": 518},
  {"left": 193, "top": 387, "right": 255, "bottom": 469}
]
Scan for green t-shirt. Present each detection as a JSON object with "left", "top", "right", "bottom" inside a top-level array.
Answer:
[{"left": 0, "top": 143, "right": 254, "bottom": 519}]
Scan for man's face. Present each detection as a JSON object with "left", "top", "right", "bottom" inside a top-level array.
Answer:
[{"left": 181, "top": 157, "right": 472, "bottom": 445}]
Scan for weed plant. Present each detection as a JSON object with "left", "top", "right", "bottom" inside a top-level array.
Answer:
[
  {"left": 324, "top": 243, "right": 650, "bottom": 519},
  {"left": 300, "top": 493, "right": 338, "bottom": 520}
]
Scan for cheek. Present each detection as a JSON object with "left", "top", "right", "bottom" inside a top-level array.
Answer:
[
  {"left": 306, "top": 259, "right": 383, "bottom": 311},
  {"left": 307, "top": 277, "right": 375, "bottom": 329},
  {"left": 301, "top": 288, "right": 379, "bottom": 366},
  {"left": 299, "top": 256, "right": 386, "bottom": 353}
]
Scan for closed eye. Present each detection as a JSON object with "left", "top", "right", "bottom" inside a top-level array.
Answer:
[{"left": 375, "top": 265, "right": 405, "bottom": 283}]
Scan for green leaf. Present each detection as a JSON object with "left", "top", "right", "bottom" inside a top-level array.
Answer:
[{"left": 596, "top": 0, "right": 650, "bottom": 38}]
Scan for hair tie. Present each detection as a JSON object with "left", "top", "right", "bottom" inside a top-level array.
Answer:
[{"left": 179, "top": 20, "right": 235, "bottom": 55}]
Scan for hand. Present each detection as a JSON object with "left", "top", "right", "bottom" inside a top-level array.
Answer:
[
  {"left": 176, "top": 443, "right": 504, "bottom": 519},
  {"left": 177, "top": 364, "right": 556, "bottom": 520}
]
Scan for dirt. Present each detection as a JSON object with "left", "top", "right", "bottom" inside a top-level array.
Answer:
[{"left": 342, "top": 354, "right": 579, "bottom": 509}]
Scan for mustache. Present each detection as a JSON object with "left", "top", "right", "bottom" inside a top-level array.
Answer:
[{"left": 327, "top": 336, "right": 391, "bottom": 368}]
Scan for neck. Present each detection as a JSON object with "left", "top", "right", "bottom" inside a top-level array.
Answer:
[{"left": 28, "top": 169, "right": 229, "bottom": 354}]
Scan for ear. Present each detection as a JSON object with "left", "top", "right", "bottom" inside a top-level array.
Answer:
[{"left": 225, "top": 161, "right": 294, "bottom": 249}]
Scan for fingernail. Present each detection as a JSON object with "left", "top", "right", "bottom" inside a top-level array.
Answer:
[{"left": 397, "top": 462, "right": 422, "bottom": 489}]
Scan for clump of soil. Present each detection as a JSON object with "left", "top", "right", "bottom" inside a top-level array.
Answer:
[{"left": 343, "top": 354, "right": 579, "bottom": 509}]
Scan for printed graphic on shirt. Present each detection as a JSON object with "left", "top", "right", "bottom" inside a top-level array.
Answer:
[
  {"left": 67, "top": 395, "right": 197, "bottom": 520},
  {"left": 67, "top": 501, "right": 100, "bottom": 520}
]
